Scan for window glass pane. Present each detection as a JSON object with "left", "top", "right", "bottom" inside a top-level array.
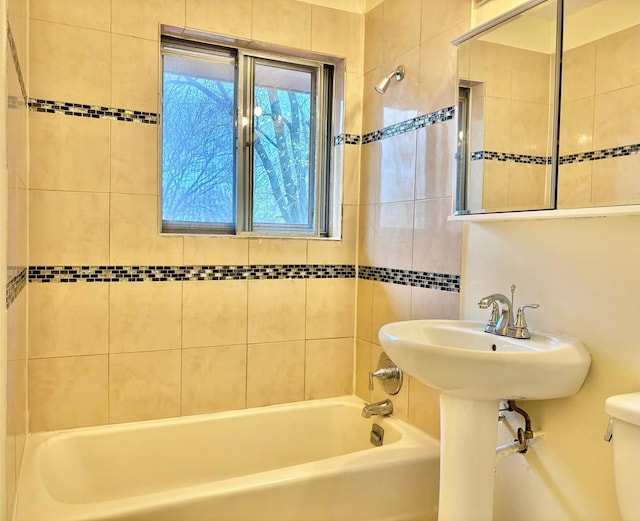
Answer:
[
  {"left": 162, "top": 51, "right": 236, "bottom": 226},
  {"left": 252, "top": 62, "right": 314, "bottom": 227}
]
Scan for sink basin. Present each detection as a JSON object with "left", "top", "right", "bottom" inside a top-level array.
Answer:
[
  {"left": 378, "top": 319, "right": 591, "bottom": 400},
  {"left": 379, "top": 319, "right": 591, "bottom": 521}
]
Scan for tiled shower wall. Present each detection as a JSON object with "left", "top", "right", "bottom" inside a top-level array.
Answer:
[
  {"left": 5, "top": 0, "right": 28, "bottom": 516},
  {"left": 27, "top": 0, "right": 363, "bottom": 432},
  {"left": 557, "top": 23, "right": 640, "bottom": 208},
  {"left": 354, "top": 0, "right": 470, "bottom": 439}
]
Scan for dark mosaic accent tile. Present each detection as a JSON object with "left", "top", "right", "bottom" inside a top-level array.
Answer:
[
  {"left": 471, "top": 150, "right": 551, "bottom": 165},
  {"left": 559, "top": 143, "right": 640, "bottom": 164},
  {"left": 28, "top": 265, "right": 357, "bottom": 283},
  {"left": 333, "top": 134, "right": 361, "bottom": 146},
  {"left": 361, "top": 106, "right": 456, "bottom": 145},
  {"left": 6, "top": 267, "right": 27, "bottom": 309},
  {"left": 6, "top": 22, "right": 27, "bottom": 104},
  {"left": 28, "top": 99, "right": 158, "bottom": 124},
  {"left": 358, "top": 265, "right": 460, "bottom": 293}
]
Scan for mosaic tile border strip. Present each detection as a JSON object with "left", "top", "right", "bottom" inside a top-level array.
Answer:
[
  {"left": 6, "top": 22, "right": 27, "bottom": 103},
  {"left": 471, "top": 144, "right": 640, "bottom": 166},
  {"left": 361, "top": 106, "right": 456, "bottom": 145},
  {"left": 28, "top": 99, "right": 158, "bottom": 124},
  {"left": 334, "top": 133, "right": 361, "bottom": 146},
  {"left": 358, "top": 265, "right": 460, "bottom": 293},
  {"left": 471, "top": 150, "right": 551, "bottom": 165},
  {"left": 559, "top": 143, "right": 640, "bottom": 164},
  {"left": 29, "top": 264, "right": 356, "bottom": 283},
  {"left": 6, "top": 267, "right": 27, "bottom": 309}
]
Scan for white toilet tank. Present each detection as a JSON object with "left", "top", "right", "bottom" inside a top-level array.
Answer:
[{"left": 605, "top": 392, "right": 640, "bottom": 521}]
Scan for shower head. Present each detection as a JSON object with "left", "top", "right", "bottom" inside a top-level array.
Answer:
[{"left": 374, "top": 65, "right": 405, "bottom": 94}]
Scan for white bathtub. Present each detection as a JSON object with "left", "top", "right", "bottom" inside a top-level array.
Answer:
[{"left": 15, "top": 396, "right": 440, "bottom": 521}]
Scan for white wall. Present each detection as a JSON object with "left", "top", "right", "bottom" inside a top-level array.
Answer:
[{"left": 461, "top": 215, "right": 640, "bottom": 521}]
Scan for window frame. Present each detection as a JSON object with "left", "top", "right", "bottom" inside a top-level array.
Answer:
[{"left": 159, "top": 36, "right": 336, "bottom": 238}]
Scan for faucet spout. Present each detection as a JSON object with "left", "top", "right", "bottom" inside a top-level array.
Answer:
[
  {"left": 362, "top": 399, "right": 393, "bottom": 418},
  {"left": 478, "top": 293, "right": 513, "bottom": 336}
]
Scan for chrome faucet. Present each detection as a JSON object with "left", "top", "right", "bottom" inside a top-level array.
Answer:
[
  {"left": 362, "top": 399, "right": 393, "bottom": 418},
  {"left": 478, "top": 293, "right": 514, "bottom": 336},
  {"left": 478, "top": 285, "right": 539, "bottom": 339}
]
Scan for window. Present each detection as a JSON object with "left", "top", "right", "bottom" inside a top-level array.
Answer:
[{"left": 160, "top": 37, "right": 336, "bottom": 237}]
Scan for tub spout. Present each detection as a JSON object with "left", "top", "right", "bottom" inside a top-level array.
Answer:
[{"left": 362, "top": 399, "right": 393, "bottom": 418}]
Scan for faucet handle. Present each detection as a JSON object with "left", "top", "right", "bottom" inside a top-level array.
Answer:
[
  {"left": 513, "top": 304, "right": 539, "bottom": 339},
  {"left": 484, "top": 302, "right": 500, "bottom": 333}
]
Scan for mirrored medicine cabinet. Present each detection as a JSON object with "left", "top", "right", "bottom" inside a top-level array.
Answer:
[{"left": 452, "top": 0, "right": 640, "bottom": 216}]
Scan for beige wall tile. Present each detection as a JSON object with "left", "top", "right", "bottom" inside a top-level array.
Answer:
[
  {"left": 592, "top": 155, "right": 640, "bottom": 206},
  {"left": 344, "top": 73, "right": 364, "bottom": 136},
  {"left": 421, "top": 0, "right": 469, "bottom": 42},
  {"left": 482, "top": 160, "right": 509, "bottom": 211},
  {"left": 305, "top": 338, "right": 354, "bottom": 399},
  {"left": 30, "top": 0, "right": 110, "bottom": 31},
  {"left": 182, "top": 280, "right": 248, "bottom": 348},
  {"left": 29, "top": 355, "right": 108, "bottom": 432},
  {"left": 355, "top": 339, "right": 372, "bottom": 400},
  {"left": 186, "top": 0, "right": 251, "bottom": 39},
  {"left": 307, "top": 205, "right": 357, "bottom": 265},
  {"left": 183, "top": 237, "right": 249, "bottom": 265},
  {"left": 509, "top": 100, "right": 552, "bottom": 157},
  {"left": 595, "top": 24, "right": 640, "bottom": 95},
  {"left": 379, "top": 131, "right": 417, "bottom": 203},
  {"left": 111, "top": 34, "right": 159, "bottom": 113},
  {"left": 110, "top": 193, "right": 184, "bottom": 265},
  {"left": 111, "top": 120, "right": 158, "bottom": 195},
  {"left": 30, "top": 20, "right": 110, "bottom": 106},
  {"left": 557, "top": 162, "right": 593, "bottom": 209},
  {"left": 407, "top": 376, "right": 440, "bottom": 439},
  {"left": 412, "top": 198, "right": 461, "bottom": 275},
  {"left": 110, "top": 282, "right": 182, "bottom": 353},
  {"left": 360, "top": 141, "right": 379, "bottom": 205},
  {"left": 311, "top": 6, "right": 363, "bottom": 73},
  {"left": 507, "top": 163, "right": 549, "bottom": 210},
  {"left": 29, "top": 283, "right": 109, "bottom": 359},
  {"left": 418, "top": 25, "right": 460, "bottom": 115},
  {"left": 112, "top": 0, "right": 185, "bottom": 41},
  {"left": 469, "top": 40, "right": 511, "bottom": 99},
  {"left": 411, "top": 287, "right": 460, "bottom": 320},
  {"left": 306, "top": 278, "right": 356, "bottom": 339},
  {"left": 415, "top": 120, "right": 456, "bottom": 200},
  {"left": 252, "top": 0, "right": 311, "bottom": 50},
  {"left": 109, "top": 350, "right": 181, "bottom": 423},
  {"left": 483, "top": 95, "right": 510, "bottom": 152},
  {"left": 382, "top": 0, "right": 421, "bottom": 64},
  {"left": 30, "top": 112, "right": 110, "bottom": 192},
  {"left": 562, "top": 42, "right": 595, "bottom": 103},
  {"left": 30, "top": 190, "right": 110, "bottom": 265},
  {"left": 341, "top": 142, "right": 360, "bottom": 206},
  {"left": 364, "top": 4, "right": 383, "bottom": 74},
  {"left": 358, "top": 204, "right": 376, "bottom": 266},
  {"left": 559, "top": 96, "right": 594, "bottom": 156},
  {"left": 248, "top": 279, "right": 306, "bottom": 343},
  {"left": 362, "top": 69, "right": 382, "bottom": 134},
  {"left": 511, "top": 47, "right": 552, "bottom": 105},
  {"left": 182, "top": 345, "right": 247, "bottom": 415},
  {"left": 248, "top": 238, "right": 307, "bottom": 265},
  {"left": 247, "top": 341, "right": 305, "bottom": 407},
  {"left": 374, "top": 202, "right": 414, "bottom": 270},
  {"left": 356, "top": 279, "right": 373, "bottom": 342},
  {"left": 593, "top": 85, "right": 640, "bottom": 150},
  {"left": 371, "top": 282, "right": 411, "bottom": 345}
]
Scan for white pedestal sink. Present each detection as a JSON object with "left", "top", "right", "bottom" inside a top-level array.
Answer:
[{"left": 378, "top": 320, "right": 591, "bottom": 521}]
